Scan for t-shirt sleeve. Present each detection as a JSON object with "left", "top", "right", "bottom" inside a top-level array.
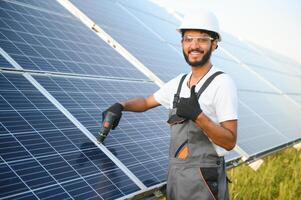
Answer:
[
  {"left": 214, "top": 75, "right": 238, "bottom": 122},
  {"left": 153, "top": 75, "right": 182, "bottom": 109}
]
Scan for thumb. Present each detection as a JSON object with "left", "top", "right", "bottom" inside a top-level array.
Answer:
[{"left": 190, "top": 85, "right": 196, "bottom": 97}]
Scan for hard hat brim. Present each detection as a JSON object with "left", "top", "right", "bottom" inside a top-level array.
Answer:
[{"left": 176, "top": 28, "right": 222, "bottom": 42}]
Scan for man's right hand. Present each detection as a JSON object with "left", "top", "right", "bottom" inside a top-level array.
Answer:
[{"left": 102, "top": 103, "right": 124, "bottom": 129}]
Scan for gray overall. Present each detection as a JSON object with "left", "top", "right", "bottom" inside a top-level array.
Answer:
[{"left": 166, "top": 72, "right": 229, "bottom": 200}]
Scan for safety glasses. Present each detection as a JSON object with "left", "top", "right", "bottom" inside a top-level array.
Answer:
[{"left": 182, "top": 35, "right": 214, "bottom": 44}]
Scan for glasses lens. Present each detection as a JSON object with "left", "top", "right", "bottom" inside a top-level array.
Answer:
[{"left": 183, "top": 36, "right": 212, "bottom": 44}]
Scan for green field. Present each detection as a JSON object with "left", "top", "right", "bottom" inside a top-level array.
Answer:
[
  {"left": 228, "top": 147, "right": 300, "bottom": 200},
  {"left": 157, "top": 147, "right": 300, "bottom": 200}
]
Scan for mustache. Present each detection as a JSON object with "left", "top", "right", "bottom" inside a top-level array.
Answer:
[{"left": 188, "top": 49, "right": 204, "bottom": 54}]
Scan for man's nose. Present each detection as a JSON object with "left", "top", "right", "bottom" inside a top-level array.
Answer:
[{"left": 190, "top": 39, "right": 200, "bottom": 48}]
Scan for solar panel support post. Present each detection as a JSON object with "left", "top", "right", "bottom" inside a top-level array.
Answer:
[
  {"left": 293, "top": 142, "right": 301, "bottom": 151},
  {"left": 233, "top": 144, "right": 249, "bottom": 161},
  {"left": 247, "top": 159, "right": 264, "bottom": 171}
]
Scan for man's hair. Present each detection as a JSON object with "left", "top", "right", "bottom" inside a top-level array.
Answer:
[{"left": 181, "top": 29, "right": 219, "bottom": 41}]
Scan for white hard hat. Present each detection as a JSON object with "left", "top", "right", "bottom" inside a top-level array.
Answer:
[{"left": 177, "top": 10, "right": 222, "bottom": 41}]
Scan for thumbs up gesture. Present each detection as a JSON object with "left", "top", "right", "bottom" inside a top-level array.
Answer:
[{"left": 176, "top": 85, "right": 202, "bottom": 122}]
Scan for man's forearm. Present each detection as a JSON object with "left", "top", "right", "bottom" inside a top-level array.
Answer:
[
  {"left": 195, "top": 113, "right": 237, "bottom": 151},
  {"left": 120, "top": 95, "right": 160, "bottom": 112}
]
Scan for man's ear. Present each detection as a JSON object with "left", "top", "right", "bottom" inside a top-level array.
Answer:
[{"left": 212, "top": 40, "right": 218, "bottom": 50}]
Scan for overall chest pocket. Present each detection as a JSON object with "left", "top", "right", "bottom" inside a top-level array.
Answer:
[{"left": 169, "top": 122, "right": 189, "bottom": 159}]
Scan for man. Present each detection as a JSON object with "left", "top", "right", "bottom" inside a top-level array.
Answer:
[{"left": 102, "top": 10, "right": 238, "bottom": 200}]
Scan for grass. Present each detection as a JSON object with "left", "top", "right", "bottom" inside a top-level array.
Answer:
[
  {"left": 156, "top": 147, "right": 300, "bottom": 200},
  {"left": 228, "top": 147, "right": 301, "bottom": 200}
]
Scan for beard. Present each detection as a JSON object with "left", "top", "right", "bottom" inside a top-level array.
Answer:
[{"left": 183, "top": 46, "right": 212, "bottom": 67}]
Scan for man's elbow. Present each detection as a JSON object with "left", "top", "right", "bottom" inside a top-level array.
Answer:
[{"left": 225, "top": 140, "right": 236, "bottom": 151}]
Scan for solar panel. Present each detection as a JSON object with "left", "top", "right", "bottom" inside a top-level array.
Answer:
[
  {"left": 247, "top": 42, "right": 301, "bottom": 75},
  {"left": 247, "top": 66, "right": 301, "bottom": 94},
  {"left": 0, "top": 0, "right": 147, "bottom": 80},
  {"left": 214, "top": 33, "right": 301, "bottom": 157},
  {"left": 0, "top": 53, "right": 13, "bottom": 68},
  {"left": 212, "top": 50, "right": 276, "bottom": 92},
  {"left": 33, "top": 74, "right": 170, "bottom": 187},
  {"left": 236, "top": 99, "right": 290, "bottom": 156},
  {"left": 13, "top": 0, "right": 72, "bottom": 14},
  {"left": 240, "top": 43, "right": 301, "bottom": 106},
  {"left": 221, "top": 32, "right": 297, "bottom": 76},
  {"left": 70, "top": 0, "right": 189, "bottom": 82},
  {"left": 239, "top": 91, "right": 301, "bottom": 141},
  {"left": 0, "top": 72, "right": 140, "bottom": 199},
  {"left": 117, "top": 0, "right": 181, "bottom": 45}
]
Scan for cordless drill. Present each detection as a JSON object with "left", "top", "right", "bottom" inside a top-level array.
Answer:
[{"left": 97, "top": 111, "right": 117, "bottom": 143}]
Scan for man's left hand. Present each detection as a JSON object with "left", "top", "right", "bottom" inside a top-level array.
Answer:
[{"left": 176, "top": 85, "right": 202, "bottom": 121}]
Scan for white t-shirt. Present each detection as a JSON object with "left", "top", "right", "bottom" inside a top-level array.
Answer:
[{"left": 153, "top": 66, "right": 238, "bottom": 156}]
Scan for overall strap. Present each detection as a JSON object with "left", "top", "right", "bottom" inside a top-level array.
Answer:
[
  {"left": 197, "top": 71, "right": 224, "bottom": 99},
  {"left": 172, "top": 74, "right": 187, "bottom": 108}
]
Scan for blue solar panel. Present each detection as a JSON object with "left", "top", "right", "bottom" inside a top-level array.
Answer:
[
  {"left": 0, "top": 53, "right": 13, "bottom": 68},
  {"left": 14, "top": 0, "right": 73, "bottom": 14},
  {"left": 221, "top": 32, "right": 297, "bottom": 76},
  {"left": 0, "top": 0, "right": 147, "bottom": 80},
  {"left": 236, "top": 99, "right": 289, "bottom": 156},
  {"left": 71, "top": 0, "right": 189, "bottom": 82},
  {"left": 0, "top": 72, "right": 140, "bottom": 199},
  {"left": 212, "top": 50, "right": 276, "bottom": 93},
  {"left": 247, "top": 66, "right": 301, "bottom": 94},
  {"left": 118, "top": 0, "right": 181, "bottom": 45},
  {"left": 239, "top": 91, "right": 301, "bottom": 141},
  {"left": 33, "top": 74, "right": 170, "bottom": 187},
  {"left": 223, "top": 40, "right": 301, "bottom": 108},
  {"left": 248, "top": 42, "right": 301, "bottom": 76},
  {"left": 119, "top": 0, "right": 179, "bottom": 25}
]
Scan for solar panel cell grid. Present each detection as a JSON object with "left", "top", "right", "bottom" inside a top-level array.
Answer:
[
  {"left": 0, "top": 53, "right": 13, "bottom": 68},
  {"left": 237, "top": 101, "right": 289, "bottom": 156},
  {"left": 0, "top": 163, "right": 30, "bottom": 199},
  {"left": 119, "top": 0, "right": 179, "bottom": 25},
  {"left": 33, "top": 74, "right": 170, "bottom": 186},
  {"left": 212, "top": 50, "right": 276, "bottom": 93},
  {"left": 239, "top": 91, "right": 301, "bottom": 141},
  {"left": 0, "top": 1, "right": 147, "bottom": 80},
  {"left": 222, "top": 32, "right": 298, "bottom": 76},
  {"left": 71, "top": 0, "right": 189, "bottom": 82},
  {"left": 119, "top": 1, "right": 181, "bottom": 45},
  {"left": 0, "top": 72, "right": 140, "bottom": 199},
  {"left": 14, "top": 0, "right": 73, "bottom": 16},
  {"left": 248, "top": 66, "right": 301, "bottom": 94}
]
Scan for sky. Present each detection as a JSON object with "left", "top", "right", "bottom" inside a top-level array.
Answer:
[{"left": 152, "top": 0, "right": 301, "bottom": 63}]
